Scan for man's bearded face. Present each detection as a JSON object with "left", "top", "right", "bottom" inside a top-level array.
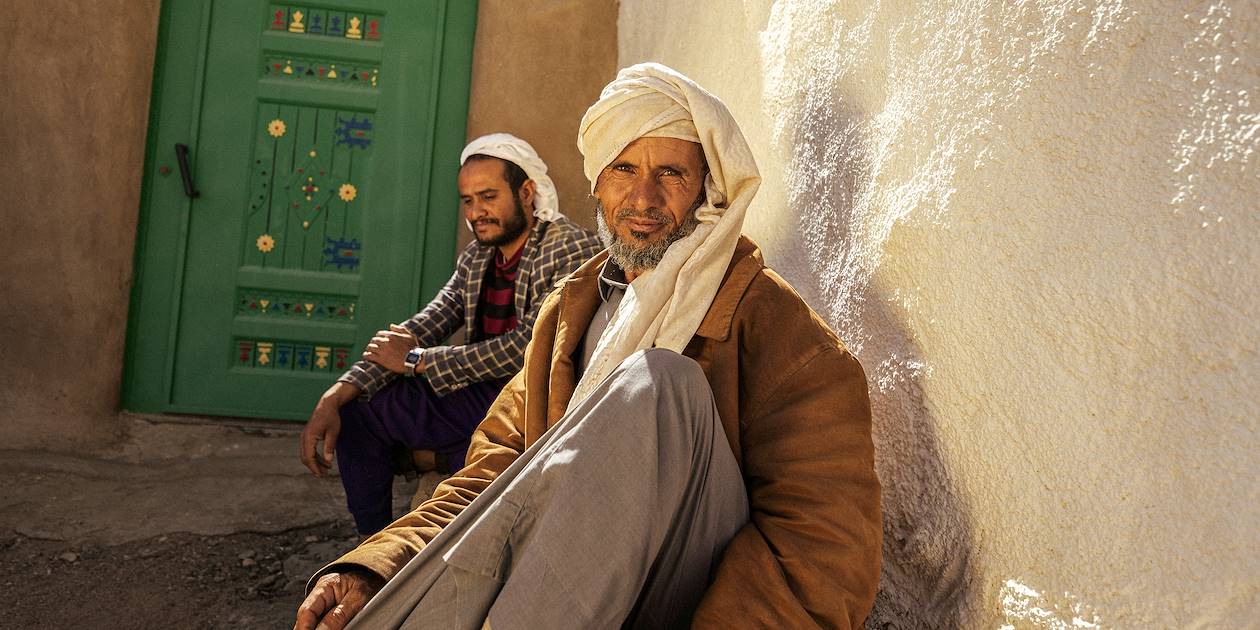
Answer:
[
  {"left": 458, "top": 157, "right": 531, "bottom": 248},
  {"left": 473, "top": 195, "right": 529, "bottom": 248},
  {"left": 596, "top": 200, "right": 701, "bottom": 272},
  {"left": 593, "top": 137, "right": 707, "bottom": 273}
]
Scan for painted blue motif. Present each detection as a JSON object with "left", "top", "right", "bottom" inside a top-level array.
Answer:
[
  {"left": 295, "top": 346, "right": 313, "bottom": 369},
  {"left": 334, "top": 115, "right": 374, "bottom": 149},
  {"left": 323, "top": 237, "right": 362, "bottom": 270}
]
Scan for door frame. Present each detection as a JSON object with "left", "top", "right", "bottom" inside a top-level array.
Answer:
[{"left": 122, "top": 0, "right": 477, "bottom": 418}]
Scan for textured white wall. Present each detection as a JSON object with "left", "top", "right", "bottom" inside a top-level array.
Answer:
[{"left": 619, "top": 1, "right": 1258, "bottom": 627}]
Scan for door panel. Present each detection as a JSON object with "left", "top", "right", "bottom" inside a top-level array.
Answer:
[{"left": 124, "top": 0, "right": 477, "bottom": 419}]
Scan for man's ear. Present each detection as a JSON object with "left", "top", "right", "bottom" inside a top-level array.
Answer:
[{"left": 518, "top": 179, "right": 537, "bottom": 210}]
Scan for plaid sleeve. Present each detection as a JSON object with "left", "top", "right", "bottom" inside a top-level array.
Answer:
[
  {"left": 422, "top": 223, "right": 602, "bottom": 395},
  {"left": 337, "top": 243, "right": 474, "bottom": 399}
]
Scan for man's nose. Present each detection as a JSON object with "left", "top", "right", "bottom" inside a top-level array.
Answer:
[{"left": 624, "top": 176, "right": 666, "bottom": 211}]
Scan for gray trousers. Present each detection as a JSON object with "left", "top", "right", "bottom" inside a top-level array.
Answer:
[{"left": 347, "top": 349, "right": 749, "bottom": 630}]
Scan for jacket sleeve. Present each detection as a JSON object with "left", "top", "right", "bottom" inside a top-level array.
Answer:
[
  {"left": 692, "top": 346, "right": 882, "bottom": 629},
  {"left": 313, "top": 366, "right": 529, "bottom": 584},
  {"left": 421, "top": 244, "right": 589, "bottom": 395},
  {"left": 307, "top": 282, "right": 569, "bottom": 590},
  {"left": 337, "top": 245, "right": 469, "bottom": 398}
]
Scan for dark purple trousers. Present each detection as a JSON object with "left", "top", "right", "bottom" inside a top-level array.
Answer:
[{"left": 337, "top": 376, "right": 507, "bottom": 535}]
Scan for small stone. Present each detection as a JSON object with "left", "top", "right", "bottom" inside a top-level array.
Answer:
[
  {"left": 303, "top": 535, "right": 320, "bottom": 543},
  {"left": 158, "top": 536, "right": 168, "bottom": 542},
  {"left": 241, "top": 557, "right": 257, "bottom": 567},
  {"left": 238, "top": 550, "right": 257, "bottom": 559},
  {"left": 14, "top": 527, "right": 64, "bottom": 542},
  {"left": 57, "top": 552, "right": 79, "bottom": 563}
]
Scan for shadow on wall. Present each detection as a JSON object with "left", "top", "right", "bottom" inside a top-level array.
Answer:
[{"left": 774, "top": 85, "right": 978, "bottom": 629}]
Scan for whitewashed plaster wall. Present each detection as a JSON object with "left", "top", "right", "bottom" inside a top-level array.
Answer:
[{"left": 619, "top": 1, "right": 1257, "bottom": 627}]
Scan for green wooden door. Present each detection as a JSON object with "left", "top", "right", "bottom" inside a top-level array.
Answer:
[{"left": 123, "top": 0, "right": 477, "bottom": 419}]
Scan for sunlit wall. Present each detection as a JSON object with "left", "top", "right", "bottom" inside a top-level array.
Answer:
[{"left": 619, "top": 1, "right": 1258, "bottom": 626}]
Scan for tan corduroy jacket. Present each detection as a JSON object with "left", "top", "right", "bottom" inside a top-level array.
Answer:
[{"left": 331, "top": 236, "right": 882, "bottom": 628}]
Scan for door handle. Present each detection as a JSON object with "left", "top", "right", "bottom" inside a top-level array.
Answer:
[{"left": 174, "top": 143, "right": 201, "bottom": 199}]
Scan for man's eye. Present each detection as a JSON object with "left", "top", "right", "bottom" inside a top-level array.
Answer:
[
  {"left": 613, "top": 164, "right": 633, "bottom": 173},
  {"left": 661, "top": 169, "right": 680, "bottom": 177}
]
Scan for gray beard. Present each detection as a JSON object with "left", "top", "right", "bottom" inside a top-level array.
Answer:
[{"left": 595, "top": 201, "right": 701, "bottom": 274}]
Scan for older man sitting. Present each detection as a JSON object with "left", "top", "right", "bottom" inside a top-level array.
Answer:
[{"left": 296, "top": 64, "right": 881, "bottom": 630}]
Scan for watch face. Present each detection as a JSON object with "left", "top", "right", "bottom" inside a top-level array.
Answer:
[{"left": 406, "top": 348, "right": 422, "bottom": 363}]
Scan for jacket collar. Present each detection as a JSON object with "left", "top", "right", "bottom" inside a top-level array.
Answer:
[{"left": 695, "top": 236, "right": 763, "bottom": 341}]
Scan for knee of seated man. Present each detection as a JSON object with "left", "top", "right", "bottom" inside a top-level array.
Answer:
[
  {"left": 616, "top": 348, "right": 712, "bottom": 410},
  {"left": 633, "top": 347, "right": 702, "bottom": 376}
]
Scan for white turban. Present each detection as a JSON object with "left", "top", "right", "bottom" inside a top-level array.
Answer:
[
  {"left": 571, "top": 62, "right": 761, "bottom": 407},
  {"left": 460, "top": 133, "right": 563, "bottom": 221}
]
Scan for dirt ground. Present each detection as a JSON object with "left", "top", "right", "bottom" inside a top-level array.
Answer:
[
  {"left": 1, "top": 520, "right": 358, "bottom": 629},
  {"left": 0, "top": 415, "right": 429, "bottom": 630}
]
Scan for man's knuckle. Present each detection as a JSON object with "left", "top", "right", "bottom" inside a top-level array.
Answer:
[{"left": 296, "top": 599, "right": 319, "bottom": 615}]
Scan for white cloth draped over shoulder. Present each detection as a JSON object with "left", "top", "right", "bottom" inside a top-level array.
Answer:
[
  {"left": 571, "top": 62, "right": 761, "bottom": 409},
  {"left": 460, "top": 133, "right": 564, "bottom": 222}
]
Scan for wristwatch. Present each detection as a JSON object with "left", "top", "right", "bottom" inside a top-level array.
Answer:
[{"left": 402, "top": 347, "right": 423, "bottom": 377}]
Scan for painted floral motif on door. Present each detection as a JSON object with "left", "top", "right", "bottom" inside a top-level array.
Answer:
[
  {"left": 243, "top": 104, "right": 374, "bottom": 272},
  {"left": 262, "top": 56, "right": 380, "bottom": 88}
]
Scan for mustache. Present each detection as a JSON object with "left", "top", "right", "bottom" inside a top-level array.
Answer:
[{"left": 613, "top": 207, "right": 674, "bottom": 224}]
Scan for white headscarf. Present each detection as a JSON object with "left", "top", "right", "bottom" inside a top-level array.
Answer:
[
  {"left": 460, "top": 133, "right": 563, "bottom": 221},
  {"left": 571, "top": 62, "right": 761, "bottom": 407}
]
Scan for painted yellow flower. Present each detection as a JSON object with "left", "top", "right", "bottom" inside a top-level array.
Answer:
[
  {"left": 267, "top": 119, "right": 287, "bottom": 138},
  {"left": 338, "top": 183, "right": 358, "bottom": 202},
  {"left": 256, "top": 233, "right": 276, "bottom": 253}
]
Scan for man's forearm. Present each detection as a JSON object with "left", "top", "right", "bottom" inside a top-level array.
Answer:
[
  {"left": 320, "top": 369, "right": 530, "bottom": 581},
  {"left": 320, "top": 380, "right": 361, "bottom": 409}
]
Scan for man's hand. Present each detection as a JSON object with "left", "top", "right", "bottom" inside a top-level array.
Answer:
[
  {"left": 362, "top": 324, "right": 420, "bottom": 375},
  {"left": 300, "top": 382, "right": 360, "bottom": 477},
  {"left": 294, "top": 570, "right": 386, "bottom": 630}
]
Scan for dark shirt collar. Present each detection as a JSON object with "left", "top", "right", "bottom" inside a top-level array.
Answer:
[{"left": 597, "top": 257, "right": 629, "bottom": 302}]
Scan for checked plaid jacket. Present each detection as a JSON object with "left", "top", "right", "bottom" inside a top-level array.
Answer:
[{"left": 338, "top": 217, "right": 602, "bottom": 397}]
